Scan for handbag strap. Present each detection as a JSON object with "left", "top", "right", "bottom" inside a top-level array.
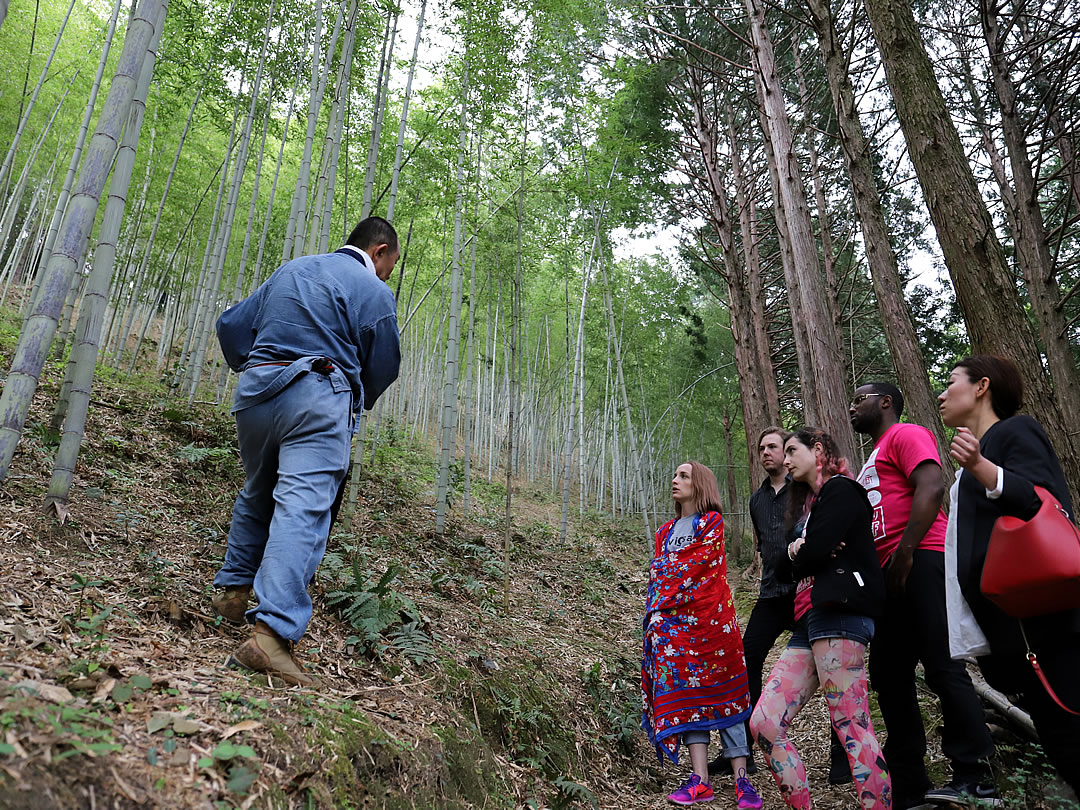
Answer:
[{"left": 1019, "top": 622, "right": 1080, "bottom": 716}]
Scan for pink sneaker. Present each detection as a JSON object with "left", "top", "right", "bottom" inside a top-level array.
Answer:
[
  {"left": 668, "top": 773, "right": 714, "bottom": 805},
  {"left": 735, "top": 768, "right": 763, "bottom": 809}
]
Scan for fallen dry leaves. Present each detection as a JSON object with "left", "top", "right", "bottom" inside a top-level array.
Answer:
[{"left": 0, "top": 357, "right": 952, "bottom": 810}]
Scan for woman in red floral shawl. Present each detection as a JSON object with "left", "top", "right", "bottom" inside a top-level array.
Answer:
[{"left": 642, "top": 461, "right": 762, "bottom": 808}]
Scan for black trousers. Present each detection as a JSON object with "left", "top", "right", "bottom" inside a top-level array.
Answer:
[
  {"left": 978, "top": 633, "right": 1080, "bottom": 796},
  {"left": 869, "top": 550, "right": 993, "bottom": 796},
  {"left": 743, "top": 594, "right": 796, "bottom": 706}
]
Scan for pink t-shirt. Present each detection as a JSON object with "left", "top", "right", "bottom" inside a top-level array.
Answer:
[
  {"left": 794, "top": 576, "right": 814, "bottom": 621},
  {"left": 855, "top": 422, "right": 947, "bottom": 566},
  {"left": 793, "top": 518, "right": 814, "bottom": 620}
]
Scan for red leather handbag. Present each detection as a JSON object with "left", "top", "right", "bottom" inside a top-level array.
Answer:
[
  {"left": 981, "top": 485, "right": 1080, "bottom": 619},
  {"left": 981, "top": 485, "right": 1080, "bottom": 716}
]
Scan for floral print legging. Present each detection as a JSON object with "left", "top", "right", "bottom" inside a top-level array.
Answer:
[{"left": 749, "top": 638, "right": 891, "bottom": 808}]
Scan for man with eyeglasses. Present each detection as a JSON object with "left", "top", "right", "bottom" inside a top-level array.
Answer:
[{"left": 850, "top": 383, "right": 997, "bottom": 809}]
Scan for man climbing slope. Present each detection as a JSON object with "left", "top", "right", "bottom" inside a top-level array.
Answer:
[{"left": 210, "top": 217, "right": 402, "bottom": 686}]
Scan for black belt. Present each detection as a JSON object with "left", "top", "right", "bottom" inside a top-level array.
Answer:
[{"left": 250, "top": 359, "right": 336, "bottom": 375}]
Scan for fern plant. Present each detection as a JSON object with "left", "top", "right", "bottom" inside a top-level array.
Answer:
[
  {"left": 581, "top": 661, "right": 638, "bottom": 756},
  {"left": 326, "top": 562, "right": 436, "bottom": 665},
  {"left": 552, "top": 776, "right": 598, "bottom": 810},
  {"left": 389, "top": 620, "right": 436, "bottom": 665}
]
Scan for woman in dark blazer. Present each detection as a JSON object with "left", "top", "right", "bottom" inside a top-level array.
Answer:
[
  {"left": 750, "top": 428, "right": 890, "bottom": 810},
  {"left": 939, "top": 354, "right": 1080, "bottom": 794}
]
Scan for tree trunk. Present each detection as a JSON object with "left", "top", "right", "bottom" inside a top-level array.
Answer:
[
  {"left": 282, "top": 0, "right": 326, "bottom": 262},
  {"left": 434, "top": 65, "right": 469, "bottom": 536},
  {"left": 386, "top": 0, "right": 426, "bottom": 223},
  {"left": 314, "top": 0, "right": 357, "bottom": 254},
  {"left": 110, "top": 115, "right": 157, "bottom": 365},
  {"left": 360, "top": 10, "right": 398, "bottom": 218},
  {"left": 956, "top": 50, "right": 1018, "bottom": 237},
  {"left": 744, "top": 0, "right": 855, "bottom": 461},
  {"left": 253, "top": 74, "right": 299, "bottom": 286},
  {"left": 461, "top": 133, "right": 480, "bottom": 515},
  {"left": 981, "top": 6, "right": 1080, "bottom": 424},
  {"left": 504, "top": 112, "right": 525, "bottom": 616},
  {"left": 791, "top": 43, "right": 839, "bottom": 322},
  {"left": 861, "top": 0, "right": 1080, "bottom": 497},
  {"left": 0, "top": 0, "right": 77, "bottom": 193},
  {"left": 37, "top": 0, "right": 123, "bottom": 318},
  {"left": 45, "top": 0, "right": 166, "bottom": 518},
  {"left": 1013, "top": 10, "right": 1080, "bottom": 218},
  {"left": 0, "top": 0, "right": 162, "bottom": 481},
  {"left": 225, "top": 0, "right": 277, "bottom": 303},
  {"left": 731, "top": 132, "right": 780, "bottom": 427},
  {"left": 806, "top": 0, "right": 952, "bottom": 475},
  {"left": 722, "top": 409, "right": 741, "bottom": 563},
  {"left": 685, "top": 76, "right": 774, "bottom": 489},
  {"left": 236, "top": 56, "right": 277, "bottom": 297}
]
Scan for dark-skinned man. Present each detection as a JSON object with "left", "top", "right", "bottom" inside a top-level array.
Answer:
[{"left": 850, "top": 383, "right": 997, "bottom": 808}]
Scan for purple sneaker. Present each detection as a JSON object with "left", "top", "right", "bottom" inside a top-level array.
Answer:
[
  {"left": 735, "top": 768, "right": 763, "bottom": 809},
  {"left": 668, "top": 773, "right": 715, "bottom": 805}
]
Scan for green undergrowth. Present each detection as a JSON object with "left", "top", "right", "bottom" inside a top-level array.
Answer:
[
  {"left": 271, "top": 697, "right": 510, "bottom": 810},
  {"left": 252, "top": 659, "right": 608, "bottom": 809},
  {"left": 0, "top": 312, "right": 660, "bottom": 809}
]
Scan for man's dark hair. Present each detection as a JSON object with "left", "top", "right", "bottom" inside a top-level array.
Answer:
[
  {"left": 347, "top": 217, "right": 398, "bottom": 253},
  {"left": 954, "top": 354, "right": 1024, "bottom": 419},
  {"left": 757, "top": 425, "right": 791, "bottom": 447},
  {"left": 866, "top": 381, "right": 904, "bottom": 419}
]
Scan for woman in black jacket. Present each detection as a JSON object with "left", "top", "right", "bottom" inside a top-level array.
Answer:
[
  {"left": 939, "top": 354, "right": 1080, "bottom": 794},
  {"left": 750, "top": 428, "right": 890, "bottom": 809}
]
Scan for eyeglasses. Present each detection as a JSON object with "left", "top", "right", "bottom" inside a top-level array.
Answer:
[{"left": 850, "top": 393, "right": 885, "bottom": 407}]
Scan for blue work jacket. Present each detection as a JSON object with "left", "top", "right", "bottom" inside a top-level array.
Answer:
[{"left": 216, "top": 247, "right": 401, "bottom": 414}]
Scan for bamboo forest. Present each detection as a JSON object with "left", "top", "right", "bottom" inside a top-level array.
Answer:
[{"left": 0, "top": 0, "right": 1079, "bottom": 806}]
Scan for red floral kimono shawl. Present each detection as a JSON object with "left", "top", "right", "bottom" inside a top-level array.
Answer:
[{"left": 640, "top": 511, "right": 751, "bottom": 763}]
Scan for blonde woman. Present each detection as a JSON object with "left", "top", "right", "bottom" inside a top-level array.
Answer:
[{"left": 642, "top": 461, "right": 762, "bottom": 808}]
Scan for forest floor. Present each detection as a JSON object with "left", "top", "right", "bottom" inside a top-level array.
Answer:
[{"left": 0, "top": 315, "right": 1063, "bottom": 810}]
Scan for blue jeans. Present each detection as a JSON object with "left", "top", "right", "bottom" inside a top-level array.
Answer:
[
  {"left": 214, "top": 371, "right": 352, "bottom": 641},
  {"left": 787, "top": 607, "right": 875, "bottom": 649},
  {"left": 683, "top": 723, "right": 750, "bottom": 759}
]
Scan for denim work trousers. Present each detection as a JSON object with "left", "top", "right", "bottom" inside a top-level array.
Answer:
[
  {"left": 869, "top": 550, "right": 993, "bottom": 797},
  {"left": 214, "top": 371, "right": 352, "bottom": 642},
  {"left": 683, "top": 723, "right": 751, "bottom": 759}
]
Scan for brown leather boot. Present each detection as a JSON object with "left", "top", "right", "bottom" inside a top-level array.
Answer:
[
  {"left": 211, "top": 585, "right": 251, "bottom": 623},
  {"left": 227, "top": 621, "right": 320, "bottom": 687}
]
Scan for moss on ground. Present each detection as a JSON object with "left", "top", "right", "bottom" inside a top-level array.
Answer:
[{"left": 282, "top": 696, "right": 513, "bottom": 810}]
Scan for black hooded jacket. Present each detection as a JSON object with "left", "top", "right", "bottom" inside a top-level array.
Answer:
[{"left": 777, "top": 474, "right": 886, "bottom": 618}]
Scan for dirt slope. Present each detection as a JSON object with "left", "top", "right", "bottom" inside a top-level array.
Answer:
[{"left": 0, "top": 345, "right": 967, "bottom": 810}]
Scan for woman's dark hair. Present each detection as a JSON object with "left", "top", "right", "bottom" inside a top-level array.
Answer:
[
  {"left": 784, "top": 427, "right": 851, "bottom": 528},
  {"left": 954, "top": 354, "right": 1024, "bottom": 419},
  {"left": 674, "top": 460, "right": 723, "bottom": 519}
]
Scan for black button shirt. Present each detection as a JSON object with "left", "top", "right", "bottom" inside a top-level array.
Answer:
[{"left": 750, "top": 476, "right": 796, "bottom": 599}]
